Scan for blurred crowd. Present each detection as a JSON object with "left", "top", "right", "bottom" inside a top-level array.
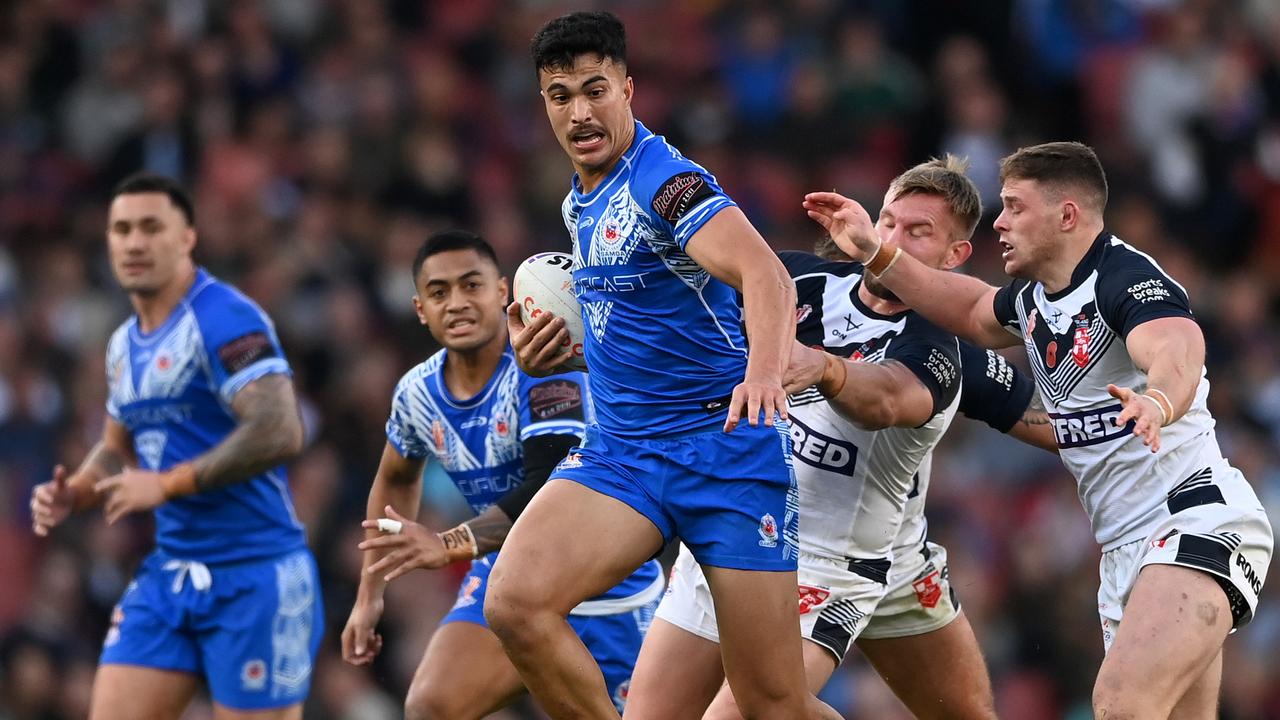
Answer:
[{"left": 2, "top": 0, "right": 1280, "bottom": 718}]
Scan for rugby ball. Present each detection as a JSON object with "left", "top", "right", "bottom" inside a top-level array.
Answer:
[{"left": 513, "top": 252, "right": 587, "bottom": 371}]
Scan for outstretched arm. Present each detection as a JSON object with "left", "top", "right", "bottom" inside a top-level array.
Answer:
[
  {"left": 803, "top": 192, "right": 1015, "bottom": 348},
  {"left": 784, "top": 342, "right": 942, "bottom": 430},
  {"left": 1108, "top": 317, "right": 1205, "bottom": 453}
]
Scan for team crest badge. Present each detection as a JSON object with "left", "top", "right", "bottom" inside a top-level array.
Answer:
[
  {"left": 453, "top": 576, "right": 483, "bottom": 609},
  {"left": 1071, "top": 314, "right": 1091, "bottom": 367},
  {"left": 241, "top": 659, "right": 267, "bottom": 691},
  {"left": 557, "top": 453, "right": 584, "bottom": 471},
  {"left": 797, "top": 585, "right": 831, "bottom": 614},
  {"left": 758, "top": 513, "right": 779, "bottom": 548},
  {"left": 493, "top": 415, "right": 510, "bottom": 437},
  {"left": 912, "top": 571, "right": 943, "bottom": 609}
]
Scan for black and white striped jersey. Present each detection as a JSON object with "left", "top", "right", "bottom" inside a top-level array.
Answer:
[
  {"left": 782, "top": 251, "right": 963, "bottom": 565},
  {"left": 992, "top": 232, "right": 1226, "bottom": 549}
]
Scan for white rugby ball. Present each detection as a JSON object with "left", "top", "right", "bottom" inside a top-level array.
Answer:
[{"left": 513, "top": 252, "right": 587, "bottom": 371}]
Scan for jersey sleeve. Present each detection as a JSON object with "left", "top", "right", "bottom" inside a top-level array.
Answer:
[
  {"left": 517, "top": 371, "right": 590, "bottom": 441},
  {"left": 194, "top": 289, "right": 291, "bottom": 405},
  {"left": 630, "top": 148, "right": 736, "bottom": 250},
  {"left": 957, "top": 343, "right": 1035, "bottom": 433},
  {"left": 991, "top": 279, "right": 1030, "bottom": 337},
  {"left": 1095, "top": 251, "right": 1193, "bottom": 338},
  {"left": 385, "top": 371, "right": 431, "bottom": 460},
  {"left": 883, "top": 319, "right": 962, "bottom": 418}
]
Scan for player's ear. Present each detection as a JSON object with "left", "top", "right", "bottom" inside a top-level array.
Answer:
[
  {"left": 623, "top": 76, "right": 634, "bottom": 104},
  {"left": 497, "top": 276, "right": 510, "bottom": 303},
  {"left": 411, "top": 294, "right": 428, "bottom": 326},
  {"left": 943, "top": 238, "right": 972, "bottom": 270},
  {"left": 184, "top": 226, "right": 197, "bottom": 254},
  {"left": 1060, "top": 199, "right": 1079, "bottom": 232}
]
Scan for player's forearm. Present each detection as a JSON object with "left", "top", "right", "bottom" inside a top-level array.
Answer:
[
  {"left": 357, "top": 471, "right": 423, "bottom": 601},
  {"left": 876, "top": 252, "right": 1009, "bottom": 348},
  {"left": 67, "top": 441, "right": 130, "bottom": 511},
  {"left": 819, "top": 358, "right": 924, "bottom": 430},
  {"left": 1141, "top": 336, "right": 1204, "bottom": 423},
  {"left": 741, "top": 262, "right": 797, "bottom": 380},
  {"left": 461, "top": 506, "right": 511, "bottom": 557}
]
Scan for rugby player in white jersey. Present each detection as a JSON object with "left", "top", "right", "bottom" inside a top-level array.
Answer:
[
  {"left": 642, "top": 157, "right": 1057, "bottom": 720},
  {"left": 806, "top": 142, "right": 1272, "bottom": 719}
]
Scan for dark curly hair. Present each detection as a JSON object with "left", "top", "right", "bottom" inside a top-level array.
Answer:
[{"left": 531, "top": 11, "right": 627, "bottom": 75}]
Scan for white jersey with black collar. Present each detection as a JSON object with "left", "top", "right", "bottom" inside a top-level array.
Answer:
[{"left": 993, "top": 232, "right": 1227, "bottom": 549}]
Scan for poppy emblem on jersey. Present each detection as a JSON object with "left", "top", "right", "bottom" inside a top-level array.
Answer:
[
  {"left": 494, "top": 416, "right": 510, "bottom": 437},
  {"left": 1071, "top": 324, "right": 1091, "bottom": 368},
  {"left": 431, "top": 420, "right": 446, "bottom": 453},
  {"left": 155, "top": 354, "right": 172, "bottom": 371},
  {"left": 758, "top": 513, "right": 779, "bottom": 548},
  {"left": 1045, "top": 340, "right": 1058, "bottom": 368},
  {"left": 454, "top": 576, "right": 483, "bottom": 609},
  {"left": 796, "top": 304, "right": 813, "bottom": 324},
  {"left": 797, "top": 585, "right": 831, "bottom": 614},
  {"left": 912, "top": 571, "right": 943, "bottom": 609},
  {"left": 241, "top": 659, "right": 267, "bottom": 691}
]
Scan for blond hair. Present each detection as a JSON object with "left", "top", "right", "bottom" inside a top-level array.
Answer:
[{"left": 886, "top": 154, "right": 983, "bottom": 239}]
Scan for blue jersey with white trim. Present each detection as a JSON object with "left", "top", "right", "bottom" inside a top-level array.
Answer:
[
  {"left": 562, "top": 120, "right": 747, "bottom": 437},
  {"left": 386, "top": 348, "right": 661, "bottom": 601},
  {"left": 105, "top": 268, "right": 305, "bottom": 564}
]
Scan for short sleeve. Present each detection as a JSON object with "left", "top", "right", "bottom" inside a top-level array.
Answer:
[
  {"left": 957, "top": 343, "right": 1035, "bottom": 433},
  {"left": 992, "top": 279, "right": 1030, "bottom": 337},
  {"left": 385, "top": 372, "right": 430, "bottom": 460},
  {"left": 1095, "top": 253, "right": 1193, "bottom": 338},
  {"left": 194, "top": 289, "right": 290, "bottom": 405},
  {"left": 630, "top": 147, "right": 736, "bottom": 250},
  {"left": 883, "top": 321, "right": 961, "bottom": 418},
  {"left": 518, "top": 371, "right": 590, "bottom": 441}
]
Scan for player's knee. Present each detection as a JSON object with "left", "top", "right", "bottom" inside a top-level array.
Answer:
[
  {"left": 483, "top": 564, "right": 546, "bottom": 643},
  {"left": 701, "top": 694, "right": 745, "bottom": 720},
  {"left": 404, "top": 680, "right": 468, "bottom": 720},
  {"left": 1092, "top": 670, "right": 1146, "bottom": 720},
  {"left": 725, "top": 685, "right": 805, "bottom": 720}
]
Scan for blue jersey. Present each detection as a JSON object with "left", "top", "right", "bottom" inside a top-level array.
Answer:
[
  {"left": 386, "top": 348, "right": 662, "bottom": 603},
  {"left": 105, "top": 269, "right": 305, "bottom": 564},
  {"left": 562, "top": 120, "right": 747, "bottom": 437}
]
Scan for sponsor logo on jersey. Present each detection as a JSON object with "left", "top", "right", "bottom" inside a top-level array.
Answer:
[
  {"left": 651, "top": 171, "right": 716, "bottom": 223},
  {"left": 797, "top": 585, "right": 831, "bottom": 614},
  {"left": 453, "top": 576, "right": 483, "bottom": 609},
  {"left": 529, "top": 380, "right": 585, "bottom": 421},
  {"left": 788, "top": 416, "right": 857, "bottom": 472},
  {"left": 1048, "top": 404, "right": 1134, "bottom": 448},
  {"left": 1237, "top": 553, "right": 1262, "bottom": 595},
  {"left": 217, "top": 331, "right": 277, "bottom": 374},
  {"left": 912, "top": 570, "right": 943, "bottom": 609},
  {"left": 758, "top": 513, "right": 779, "bottom": 548},
  {"left": 1127, "top": 278, "right": 1171, "bottom": 304},
  {"left": 241, "top": 659, "right": 268, "bottom": 691}
]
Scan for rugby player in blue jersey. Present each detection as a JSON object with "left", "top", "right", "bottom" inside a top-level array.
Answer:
[
  {"left": 29, "top": 174, "right": 320, "bottom": 719},
  {"left": 341, "top": 230, "right": 662, "bottom": 719},
  {"left": 483, "top": 11, "right": 840, "bottom": 720}
]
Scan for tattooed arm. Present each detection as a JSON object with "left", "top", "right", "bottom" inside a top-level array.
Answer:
[{"left": 1008, "top": 391, "right": 1058, "bottom": 452}]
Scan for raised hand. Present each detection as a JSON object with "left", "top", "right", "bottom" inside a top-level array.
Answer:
[
  {"left": 1107, "top": 384, "right": 1165, "bottom": 453},
  {"left": 358, "top": 506, "right": 451, "bottom": 582},
  {"left": 31, "top": 465, "right": 75, "bottom": 536},
  {"left": 802, "top": 192, "right": 880, "bottom": 262}
]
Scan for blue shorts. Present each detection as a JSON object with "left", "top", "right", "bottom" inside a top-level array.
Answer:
[
  {"left": 100, "top": 548, "right": 323, "bottom": 711},
  {"left": 442, "top": 552, "right": 656, "bottom": 712},
  {"left": 554, "top": 422, "right": 799, "bottom": 571}
]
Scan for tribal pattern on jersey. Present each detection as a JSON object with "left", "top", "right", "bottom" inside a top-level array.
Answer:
[
  {"left": 561, "top": 120, "right": 746, "bottom": 437},
  {"left": 993, "top": 232, "right": 1230, "bottom": 549},
  {"left": 104, "top": 268, "right": 304, "bottom": 564},
  {"left": 386, "top": 349, "right": 589, "bottom": 513}
]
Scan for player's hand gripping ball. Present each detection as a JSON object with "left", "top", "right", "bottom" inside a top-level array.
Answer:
[{"left": 513, "top": 252, "right": 587, "bottom": 371}]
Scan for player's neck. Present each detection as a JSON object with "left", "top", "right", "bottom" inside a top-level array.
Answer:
[
  {"left": 857, "top": 283, "right": 907, "bottom": 316},
  {"left": 131, "top": 262, "right": 197, "bottom": 333},
  {"left": 1039, "top": 222, "right": 1104, "bottom": 294},
  {"left": 575, "top": 119, "right": 636, "bottom": 194},
  {"left": 443, "top": 335, "right": 507, "bottom": 400}
]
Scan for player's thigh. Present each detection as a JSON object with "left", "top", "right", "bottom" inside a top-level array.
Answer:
[
  {"left": 212, "top": 702, "right": 301, "bottom": 720},
  {"left": 488, "top": 479, "right": 664, "bottom": 614},
  {"left": 623, "top": 618, "right": 724, "bottom": 720},
  {"left": 1169, "top": 648, "right": 1222, "bottom": 720},
  {"left": 1095, "top": 564, "right": 1231, "bottom": 715},
  {"left": 90, "top": 665, "right": 200, "bottom": 720},
  {"left": 702, "top": 640, "right": 838, "bottom": 720},
  {"left": 856, "top": 612, "right": 995, "bottom": 720},
  {"left": 702, "top": 565, "right": 810, "bottom": 706},
  {"left": 406, "top": 620, "right": 525, "bottom": 719}
]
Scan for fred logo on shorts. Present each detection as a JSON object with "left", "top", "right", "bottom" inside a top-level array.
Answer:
[
  {"left": 758, "top": 513, "right": 779, "bottom": 548},
  {"left": 241, "top": 659, "right": 267, "bottom": 691},
  {"left": 912, "top": 571, "right": 943, "bottom": 609}
]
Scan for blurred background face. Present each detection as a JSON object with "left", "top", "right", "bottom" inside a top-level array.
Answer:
[
  {"left": 993, "top": 178, "right": 1062, "bottom": 281},
  {"left": 539, "top": 54, "right": 634, "bottom": 177},
  {"left": 105, "top": 193, "right": 195, "bottom": 296},
  {"left": 867, "top": 192, "right": 969, "bottom": 302},
  {"left": 412, "top": 249, "right": 508, "bottom": 354}
]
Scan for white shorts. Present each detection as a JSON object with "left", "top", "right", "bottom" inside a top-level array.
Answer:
[
  {"left": 860, "top": 540, "right": 961, "bottom": 640},
  {"left": 655, "top": 544, "right": 888, "bottom": 662},
  {"left": 1098, "top": 467, "right": 1272, "bottom": 652}
]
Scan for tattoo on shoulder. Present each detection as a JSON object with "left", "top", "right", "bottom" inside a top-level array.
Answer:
[{"left": 1020, "top": 392, "right": 1050, "bottom": 427}]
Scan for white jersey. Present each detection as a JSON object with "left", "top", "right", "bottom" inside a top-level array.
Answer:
[
  {"left": 784, "top": 253, "right": 963, "bottom": 571},
  {"left": 993, "top": 233, "right": 1227, "bottom": 549}
]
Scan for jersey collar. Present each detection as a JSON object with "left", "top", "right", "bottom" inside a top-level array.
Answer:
[
  {"left": 1044, "top": 230, "right": 1109, "bottom": 302},
  {"left": 570, "top": 120, "right": 654, "bottom": 204}
]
